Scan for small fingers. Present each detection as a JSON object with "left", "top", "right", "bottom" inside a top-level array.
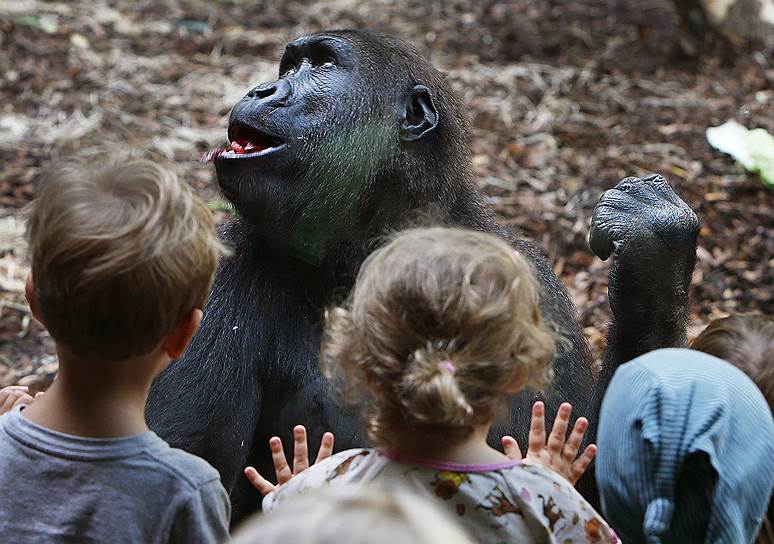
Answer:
[
  {"left": 269, "top": 436, "right": 292, "bottom": 485},
  {"left": 562, "top": 417, "right": 588, "bottom": 463},
  {"left": 0, "top": 395, "right": 14, "bottom": 414},
  {"left": 0, "top": 389, "right": 31, "bottom": 414},
  {"left": 501, "top": 435, "right": 522, "bottom": 460},
  {"left": 292, "top": 425, "right": 309, "bottom": 474},
  {"left": 528, "top": 401, "right": 546, "bottom": 453},
  {"left": 547, "top": 403, "right": 572, "bottom": 455},
  {"left": 315, "top": 432, "right": 335, "bottom": 464},
  {"left": 244, "top": 466, "right": 277, "bottom": 496},
  {"left": 570, "top": 444, "right": 597, "bottom": 485},
  {"left": 3, "top": 386, "right": 29, "bottom": 393},
  {"left": 12, "top": 393, "right": 34, "bottom": 408}
]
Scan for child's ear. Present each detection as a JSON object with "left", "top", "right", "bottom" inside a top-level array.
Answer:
[
  {"left": 163, "top": 309, "right": 203, "bottom": 360},
  {"left": 25, "top": 274, "right": 43, "bottom": 324}
]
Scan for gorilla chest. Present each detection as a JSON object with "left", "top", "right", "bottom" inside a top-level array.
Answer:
[{"left": 217, "top": 253, "right": 357, "bottom": 435}]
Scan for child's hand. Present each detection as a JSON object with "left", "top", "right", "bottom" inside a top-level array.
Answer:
[
  {"left": 501, "top": 401, "right": 596, "bottom": 485},
  {"left": 244, "top": 425, "right": 335, "bottom": 496},
  {"left": 0, "top": 386, "right": 35, "bottom": 416}
]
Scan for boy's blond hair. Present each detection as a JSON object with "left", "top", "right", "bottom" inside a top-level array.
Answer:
[
  {"left": 26, "top": 153, "right": 227, "bottom": 360},
  {"left": 321, "top": 227, "right": 556, "bottom": 447}
]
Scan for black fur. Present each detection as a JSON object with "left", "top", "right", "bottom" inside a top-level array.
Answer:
[{"left": 146, "top": 30, "right": 697, "bottom": 523}]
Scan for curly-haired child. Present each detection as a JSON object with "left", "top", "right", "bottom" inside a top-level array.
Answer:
[{"left": 247, "top": 227, "right": 616, "bottom": 543}]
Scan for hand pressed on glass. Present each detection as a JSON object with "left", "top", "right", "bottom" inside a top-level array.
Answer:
[
  {"left": 244, "top": 425, "right": 335, "bottom": 496},
  {"left": 501, "top": 401, "right": 596, "bottom": 485}
]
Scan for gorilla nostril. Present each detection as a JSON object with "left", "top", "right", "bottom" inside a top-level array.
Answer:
[{"left": 247, "top": 86, "right": 276, "bottom": 100}]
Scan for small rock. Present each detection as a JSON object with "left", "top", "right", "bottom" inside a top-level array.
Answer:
[{"left": 70, "top": 33, "right": 90, "bottom": 49}]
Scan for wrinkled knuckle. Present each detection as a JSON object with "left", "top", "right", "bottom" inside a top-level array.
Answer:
[
  {"left": 645, "top": 173, "right": 667, "bottom": 184},
  {"left": 590, "top": 213, "right": 621, "bottom": 234},
  {"left": 615, "top": 176, "right": 640, "bottom": 190}
]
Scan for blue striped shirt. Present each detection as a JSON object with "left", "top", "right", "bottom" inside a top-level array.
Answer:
[{"left": 597, "top": 348, "right": 774, "bottom": 543}]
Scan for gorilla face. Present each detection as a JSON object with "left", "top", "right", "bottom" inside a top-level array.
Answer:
[
  {"left": 208, "top": 35, "right": 375, "bottom": 242},
  {"left": 206, "top": 31, "right": 442, "bottom": 259}
]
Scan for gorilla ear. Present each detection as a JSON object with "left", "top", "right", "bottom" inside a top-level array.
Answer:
[{"left": 399, "top": 85, "right": 438, "bottom": 142}]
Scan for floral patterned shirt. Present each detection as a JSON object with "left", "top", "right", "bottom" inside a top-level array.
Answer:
[{"left": 263, "top": 448, "right": 619, "bottom": 544}]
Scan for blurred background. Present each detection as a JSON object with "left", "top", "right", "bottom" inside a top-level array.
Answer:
[{"left": 0, "top": 0, "right": 772, "bottom": 391}]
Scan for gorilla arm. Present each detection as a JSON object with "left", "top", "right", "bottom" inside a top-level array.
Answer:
[{"left": 589, "top": 174, "right": 700, "bottom": 379}]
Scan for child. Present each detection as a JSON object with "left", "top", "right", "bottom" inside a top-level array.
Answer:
[
  {"left": 691, "top": 313, "right": 773, "bottom": 411},
  {"left": 691, "top": 313, "right": 774, "bottom": 544},
  {"left": 596, "top": 348, "right": 774, "bottom": 544},
  {"left": 0, "top": 155, "right": 231, "bottom": 542},
  {"left": 232, "top": 486, "right": 472, "bottom": 544},
  {"left": 247, "top": 227, "right": 615, "bottom": 543}
]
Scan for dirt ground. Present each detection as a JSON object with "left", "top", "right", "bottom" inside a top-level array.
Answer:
[{"left": 0, "top": 0, "right": 772, "bottom": 391}]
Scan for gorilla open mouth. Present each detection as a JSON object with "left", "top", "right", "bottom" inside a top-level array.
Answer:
[{"left": 201, "top": 123, "right": 287, "bottom": 164}]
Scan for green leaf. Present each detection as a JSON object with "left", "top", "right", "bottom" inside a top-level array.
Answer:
[{"left": 18, "top": 14, "right": 58, "bottom": 34}]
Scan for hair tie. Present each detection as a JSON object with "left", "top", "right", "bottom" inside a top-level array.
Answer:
[{"left": 438, "top": 360, "right": 457, "bottom": 375}]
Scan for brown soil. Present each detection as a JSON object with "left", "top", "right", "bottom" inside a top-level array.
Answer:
[{"left": 1, "top": 0, "right": 772, "bottom": 389}]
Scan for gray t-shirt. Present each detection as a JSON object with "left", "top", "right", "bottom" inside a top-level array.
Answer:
[{"left": 0, "top": 406, "right": 231, "bottom": 543}]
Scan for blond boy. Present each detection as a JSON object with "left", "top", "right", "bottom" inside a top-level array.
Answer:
[{"left": 0, "top": 155, "right": 230, "bottom": 542}]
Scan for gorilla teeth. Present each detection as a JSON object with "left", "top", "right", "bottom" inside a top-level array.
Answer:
[
  {"left": 228, "top": 123, "right": 285, "bottom": 153},
  {"left": 200, "top": 141, "right": 285, "bottom": 164},
  {"left": 231, "top": 140, "right": 249, "bottom": 154}
]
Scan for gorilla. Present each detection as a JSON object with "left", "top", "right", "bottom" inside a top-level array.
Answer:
[{"left": 146, "top": 29, "right": 699, "bottom": 522}]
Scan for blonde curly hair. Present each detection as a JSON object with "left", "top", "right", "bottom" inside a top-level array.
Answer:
[{"left": 321, "top": 227, "right": 556, "bottom": 447}]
